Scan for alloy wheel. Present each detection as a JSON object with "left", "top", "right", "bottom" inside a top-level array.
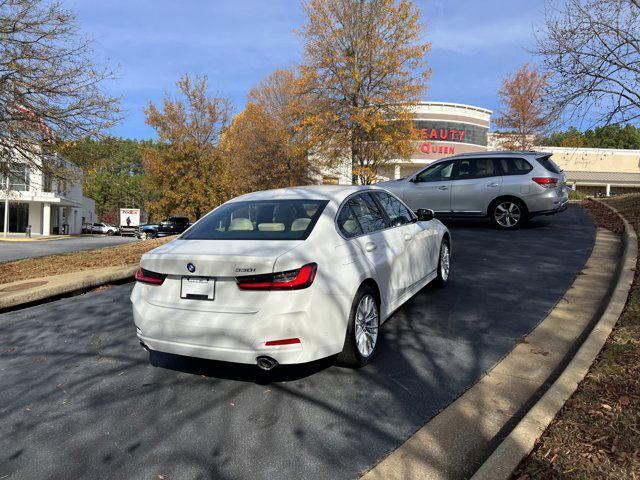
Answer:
[
  {"left": 440, "top": 243, "right": 450, "bottom": 281},
  {"left": 354, "top": 294, "right": 379, "bottom": 358},
  {"left": 494, "top": 201, "right": 522, "bottom": 228}
]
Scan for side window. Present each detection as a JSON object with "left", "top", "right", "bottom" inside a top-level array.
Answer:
[
  {"left": 415, "top": 161, "right": 455, "bottom": 182},
  {"left": 454, "top": 158, "right": 499, "bottom": 180},
  {"left": 340, "top": 193, "right": 388, "bottom": 235},
  {"left": 498, "top": 158, "right": 533, "bottom": 176},
  {"left": 336, "top": 203, "right": 363, "bottom": 238},
  {"left": 373, "top": 191, "right": 414, "bottom": 227}
]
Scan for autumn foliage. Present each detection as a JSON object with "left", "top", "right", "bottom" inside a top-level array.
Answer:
[
  {"left": 142, "top": 75, "right": 237, "bottom": 220},
  {"left": 298, "top": 0, "right": 430, "bottom": 184},
  {"left": 494, "top": 64, "right": 550, "bottom": 150},
  {"left": 221, "top": 69, "right": 318, "bottom": 191}
]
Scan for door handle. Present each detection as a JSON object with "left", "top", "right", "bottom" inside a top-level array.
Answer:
[
  {"left": 365, "top": 242, "right": 377, "bottom": 252},
  {"left": 437, "top": 185, "right": 448, "bottom": 190},
  {"left": 487, "top": 182, "right": 499, "bottom": 188}
]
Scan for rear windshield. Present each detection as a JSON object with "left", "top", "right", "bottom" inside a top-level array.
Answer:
[
  {"left": 181, "top": 200, "right": 329, "bottom": 240},
  {"left": 536, "top": 156, "right": 563, "bottom": 174}
]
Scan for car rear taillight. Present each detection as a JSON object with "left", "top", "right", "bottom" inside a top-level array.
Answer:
[
  {"left": 532, "top": 177, "right": 558, "bottom": 188},
  {"left": 265, "top": 338, "right": 301, "bottom": 346},
  {"left": 135, "top": 267, "right": 167, "bottom": 286},
  {"left": 236, "top": 263, "right": 317, "bottom": 291}
]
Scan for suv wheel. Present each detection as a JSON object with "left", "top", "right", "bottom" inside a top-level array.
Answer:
[
  {"left": 491, "top": 199, "right": 527, "bottom": 230},
  {"left": 106, "top": 230, "right": 114, "bottom": 236}
]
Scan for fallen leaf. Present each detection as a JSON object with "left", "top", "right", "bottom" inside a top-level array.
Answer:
[
  {"left": 229, "top": 402, "right": 235, "bottom": 407},
  {"left": 3, "top": 347, "right": 15, "bottom": 353},
  {"left": 601, "top": 403, "right": 612, "bottom": 410},
  {"left": 56, "top": 384, "right": 64, "bottom": 389},
  {"left": 618, "top": 395, "right": 631, "bottom": 406},
  {"left": 158, "top": 476, "right": 165, "bottom": 480},
  {"left": 530, "top": 347, "right": 550, "bottom": 356}
]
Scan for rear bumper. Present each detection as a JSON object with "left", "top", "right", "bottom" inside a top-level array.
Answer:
[
  {"left": 130, "top": 284, "right": 348, "bottom": 365},
  {"left": 530, "top": 198, "right": 569, "bottom": 218}
]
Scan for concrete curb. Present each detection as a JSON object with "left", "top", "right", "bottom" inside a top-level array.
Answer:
[
  {"left": 471, "top": 200, "right": 637, "bottom": 480},
  {"left": 0, "top": 264, "right": 138, "bottom": 312}
]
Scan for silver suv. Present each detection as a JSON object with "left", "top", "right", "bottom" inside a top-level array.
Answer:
[{"left": 378, "top": 151, "right": 569, "bottom": 230}]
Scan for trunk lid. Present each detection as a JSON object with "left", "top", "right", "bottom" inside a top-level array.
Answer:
[{"left": 139, "top": 239, "right": 303, "bottom": 313}]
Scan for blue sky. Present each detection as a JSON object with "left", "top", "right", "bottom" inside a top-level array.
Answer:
[{"left": 67, "top": 0, "right": 545, "bottom": 139}]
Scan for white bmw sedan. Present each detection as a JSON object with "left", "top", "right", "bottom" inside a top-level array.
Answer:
[{"left": 131, "top": 186, "right": 451, "bottom": 369}]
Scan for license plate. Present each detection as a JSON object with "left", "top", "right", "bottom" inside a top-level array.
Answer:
[{"left": 181, "top": 277, "right": 215, "bottom": 300}]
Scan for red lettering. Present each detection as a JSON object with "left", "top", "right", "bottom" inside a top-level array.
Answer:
[
  {"left": 429, "top": 129, "right": 438, "bottom": 139},
  {"left": 459, "top": 131, "right": 466, "bottom": 142},
  {"left": 450, "top": 147, "right": 455, "bottom": 154},
  {"left": 450, "top": 129, "right": 458, "bottom": 140},
  {"left": 439, "top": 129, "right": 448, "bottom": 140},
  {"left": 420, "top": 142, "right": 430, "bottom": 153},
  {"left": 421, "top": 128, "right": 427, "bottom": 139}
]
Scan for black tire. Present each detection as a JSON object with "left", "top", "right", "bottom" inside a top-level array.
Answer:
[
  {"left": 434, "top": 237, "right": 451, "bottom": 287},
  {"left": 106, "top": 230, "right": 114, "bottom": 236},
  {"left": 490, "top": 198, "right": 527, "bottom": 230},
  {"left": 336, "top": 284, "right": 380, "bottom": 368}
]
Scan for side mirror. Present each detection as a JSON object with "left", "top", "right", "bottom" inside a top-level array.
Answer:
[{"left": 416, "top": 208, "right": 434, "bottom": 221}]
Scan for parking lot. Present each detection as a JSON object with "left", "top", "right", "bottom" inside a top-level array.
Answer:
[
  {"left": 0, "top": 236, "right": 137, "bottom": 263},
  {"left": 0, "top": 205, "right": 595, "bottom": 480}
]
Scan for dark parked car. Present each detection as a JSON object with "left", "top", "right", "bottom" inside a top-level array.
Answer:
[
  {"left": 155, "top": 216, "right": 191, "bottom": 237},
  {"left": 136, "top": 223, "right": 158, "bottom": 240}
]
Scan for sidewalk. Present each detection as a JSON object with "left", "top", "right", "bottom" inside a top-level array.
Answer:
[
  {"left": 0, "top": 234, "right": 73, "bottom": 242},
  {"left": 0, "top": 264, "right": 137, "bottom": 311}
]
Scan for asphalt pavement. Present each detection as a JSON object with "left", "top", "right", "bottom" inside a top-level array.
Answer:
[
  {"left": 0, "top": 235, "right": 137, "bottom": 263},
  {"left": 0, "top": 205, "right": 595, "bottom": 480}
]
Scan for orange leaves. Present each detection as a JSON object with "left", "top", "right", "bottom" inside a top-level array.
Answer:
[
  {"left": 298, "top": 0, "right": 430, "bottom": 182},
  {"left": 142, "top": 74, "right": 234, "bottom": 220},
  {"left": 494, "top": 64, "right": 551, "bottom": 149}
]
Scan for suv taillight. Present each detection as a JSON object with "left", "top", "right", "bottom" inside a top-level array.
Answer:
[
  {"left": 135, "top": 267, "right": 167, "bottom": 285},
  {"left": 236, "top": 263, "right": 317, "bottom": 291},
  {"left": 532, "top": 177, "right": 558, "bottom": 188}
]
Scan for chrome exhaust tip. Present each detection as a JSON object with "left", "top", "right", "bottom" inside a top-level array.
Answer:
[{"left": 256, "top": 356, "right": 278, "bottom": 371}]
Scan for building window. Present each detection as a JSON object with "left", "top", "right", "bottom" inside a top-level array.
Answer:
[{"left": 2, "top": 163, "right": 30, "bottom": 191}]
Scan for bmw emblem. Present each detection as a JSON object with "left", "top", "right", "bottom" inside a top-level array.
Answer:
[{"left": 186, "top": 263, "right": 196, "bottom": 273}]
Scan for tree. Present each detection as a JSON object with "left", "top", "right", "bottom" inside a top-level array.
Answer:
[
  {"left": 0, "top": 0, "right": 119, "bottom": 178},
  {"left": 298, "top": 0, "right": 430, "bottom": 184},
  {"left": 542, "top": 123, "right": 640, "bottom": 149},
  {"left": 536, "top": 0, "right": 640, "bottom": 126},
  {"left": 222, "top": 69, "right": 317, "bottom": 191},
  {"left": 57, "top": 137, "right": 154, "bottom": 221},
  {"left": 494, "top": 64, "right": 550, "bottom": 150},
  {"left": 142, "top": 74, "right": 234, "bottom": 220}
]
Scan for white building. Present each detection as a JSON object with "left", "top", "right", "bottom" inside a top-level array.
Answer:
[{"left": 1, "top": 153, "right": 96, "bottom": 236}]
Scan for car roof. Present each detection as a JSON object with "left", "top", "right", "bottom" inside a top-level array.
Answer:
[
  {"left": 228, "top": 185, "right": 385, "bottom": 204},
  {"left": 433, "top": 150, "right": 551, "bottom": 162}
]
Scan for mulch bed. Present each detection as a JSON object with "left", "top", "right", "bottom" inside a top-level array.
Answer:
[
  {"left": 0, "top": 236, "right": 173, "bottom": 285},
  {"left": 512, "top": 194, "right": 640, "bottom": 480},
  {"left": 581, "top": 199, "right": 625, "bottom": 235}
]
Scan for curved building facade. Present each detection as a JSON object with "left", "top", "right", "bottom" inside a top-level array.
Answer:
[{"left": 380, "top": 101, "right": 492, "bottom": 181}]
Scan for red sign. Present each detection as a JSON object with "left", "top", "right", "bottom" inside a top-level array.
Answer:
[
  {"left": 416, "top": 128, "right": 467, "bottom": 142},
  {"left": 420, "top": 142, "right": 455, "bottom": 155}
]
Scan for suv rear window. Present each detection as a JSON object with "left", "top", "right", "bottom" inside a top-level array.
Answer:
[
  {"left": 536, "top": 155, "right": 563, "bottom": 174},
  {"left": 497, "top": 157, "right": 533, "bottom": 176},
  {"left": 181, "top": 200, "right": 328, "bottom": 240}
]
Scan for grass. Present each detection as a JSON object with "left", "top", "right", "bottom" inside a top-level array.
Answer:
[
  {"left": 0, "top": 236, "right": 173, "bottom": 285},
  {"left": 513, "top": 194, "right": 640, "bottom": 480}
]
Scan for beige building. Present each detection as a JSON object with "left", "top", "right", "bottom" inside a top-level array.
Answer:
[
  {"left": 323, "top": 101, "right": 640, "bottom": 196},
  {"left": 538, "top": 146, "right": 640, "bottom": 196}
]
